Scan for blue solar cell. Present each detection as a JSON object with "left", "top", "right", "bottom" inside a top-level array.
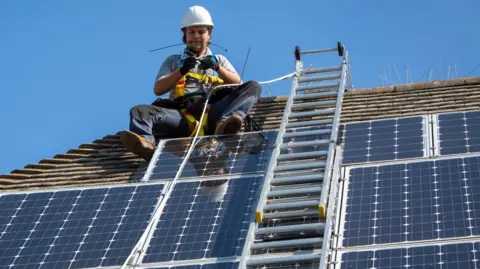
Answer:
[
  {"left": 342, "top": 117, "right": 425, "bottom": 164},
  {"left": 344, "top": 156, "right": 480, "bottom": 247},
  {"left": 0, "top": 184, "right": 163, "bottom": 269},
  {"left": 143, "top": 177, "right": 262, "bottom": 263},
  {"left": 438, "top": 110, "right": 480, "bottom": 155},
  {"left": 340, "top": 243, "right": 480, "bottom": 269},
  {"left": 150, "top": 131, "right": 277, "bottom": 181}
]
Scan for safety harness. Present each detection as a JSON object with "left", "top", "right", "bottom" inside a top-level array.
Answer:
[
  {"left": 152, "top": 55, "right": 263, "bottom": 138},
  {"left": 174, "top": 70, "right": 224, "bottom": 137}
]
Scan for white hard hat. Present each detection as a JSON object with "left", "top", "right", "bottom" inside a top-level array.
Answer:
[{"left": 181, "top": 5, "right": 214, "bottom": 29}]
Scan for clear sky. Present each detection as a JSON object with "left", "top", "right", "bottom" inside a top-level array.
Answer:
[{"left": 1, "top": 0, "right": 479, "bottom": 175}]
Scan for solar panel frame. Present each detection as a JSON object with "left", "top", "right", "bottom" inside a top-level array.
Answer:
[
  {"left": 0, "top": 182, "right": 166, "bottom": 269},
  {"left": 145, "top": 261, "right": 239, "bottom": 269},
  {"left": 137, "top": 175, "right": 263, "bottom": 265},
  {"left": 336, "top": 241, "right": 480, "bottom": 269},
  {"left": 341, "top": 115, "right": 430, "bottom": 165},
  {"left": 336, "top": 154, "right": 480, "bottom": 249},
  {"left": 435, "top": 110, "right": 480, "bottom": 156},
  {"left": 139, "top": 174, "right": 263, "bottom": 264},
  {"left": 146, "top": 131, "right": 277, "bottom": 182}
]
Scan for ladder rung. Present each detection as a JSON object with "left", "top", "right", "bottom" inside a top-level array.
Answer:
[
  {"left": 272, "top": 173, "right": 324, "bottom": 185},
  {"left": 246, "top": 253, "right": 320, "bottom": 266},
  {"left": 304, "top": 66, "right": 342, "bottom": 75},
  {"left": 267, "top": 186, "right": 321, "bottom": 197},
  {"left": 283, "top": 129, "right": 331, "bottom": 139},
  {"left": 296, "top": 83, "right": 339, "bottom": 92},
  {"left": 300, "top": 47, "right": 337, "bottom": 54},
  {"left": 290, "top": 109, "right": 335, "bottom": 118},
  {"left": 256, "top": 223, "right": 325, "bottom": 234},
  {"left": 292, "top": 100, "right": 336, "bottom": 109},
  {"left": 280, "top": 139, "right": 330, "bottom": 149},
  {"left": 277, "top": 151, "right": 328, "bottom": 161},
  {"left": 286, "top": 119, "right": 334, "bottom": 129},
  {"left": 274, "top": 161, "right": 326, "bottom": 172},
  {"left": 267, "top": 196, "right": 318, "bottom": 204},
  {"left": 251, "top": 238, "right": 322, "bottom": 250},
  {"left": 298, "top": 74, "right": 341, "bottom": 84},
  {"left": 263, "top": 209, "right": 318, "bottom": 220},
  {"left": 267, "top": 195, "right": 317, "bottom": 203},
  {"left": 264, "top": 200, "right": 319, "bottom": 211},
  {"left": 271, "top": 182, "right": 319, "bottom": 191},
  {"left": 294, "top": 91, "right": 338, "bottom": 100}
]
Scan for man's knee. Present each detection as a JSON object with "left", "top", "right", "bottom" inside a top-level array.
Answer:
[
  {"left": 130, "top": 104, "right": 155, "bottom": 119},
  {"left": 241, "top": 80, "right": 262, "bottom": 97}
]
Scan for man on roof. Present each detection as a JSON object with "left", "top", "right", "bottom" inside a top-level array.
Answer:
[{"left": 119, "top": 5, "right": 262, "bottom": 161}]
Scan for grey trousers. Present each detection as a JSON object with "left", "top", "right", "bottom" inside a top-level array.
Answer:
[{"left": 129, "top": 81, "right": 262, "bottom": 144}]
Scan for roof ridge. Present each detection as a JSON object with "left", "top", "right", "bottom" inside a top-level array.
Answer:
[{"left": 349, "top": 76, "right": 480, "bottom": 94}]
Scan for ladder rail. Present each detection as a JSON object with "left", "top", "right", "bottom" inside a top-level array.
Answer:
[
  {"left": 318, "top": 51, "right": 349, "bottom": 217},
  {"left": 253, "top": 50, "right": 303, "bottom": 223},
  {"left": 319, "top": 146, "right": 343, "bottom": 269}
]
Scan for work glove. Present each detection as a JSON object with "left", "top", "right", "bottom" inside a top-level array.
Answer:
[
  {"left": 199, "top": 56, "right": 219, "bottom": 71},
  {"left": 179, "top": 56, "right": 198, "bottom": 75}
]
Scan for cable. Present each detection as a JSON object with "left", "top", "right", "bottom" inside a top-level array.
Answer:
[
  {"left": 466, "top": 63, "right": 480, "bottom": 76},
  {"left": 214, "top": 71, "right": 297, "bottom": 91},
  {"left": 240, "top": 46, "right": 251, "bottom": 81},
  {"left": 149, "top": 43, "right": 228, "bottom": 53}
]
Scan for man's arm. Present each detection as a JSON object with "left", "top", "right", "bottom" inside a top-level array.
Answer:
[
  {"left": 217, "top": 64, "right": 241, "bottom": 84},
  {"left": 154, "top": 70, "right": 183, "bottom": 96},
  {"left": 153, "top": 55, "right": 197, "bottom": 96}
]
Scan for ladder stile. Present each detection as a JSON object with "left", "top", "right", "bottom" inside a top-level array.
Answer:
[{"left": 318, "top": 51, "right": 349, "bottom": 218}]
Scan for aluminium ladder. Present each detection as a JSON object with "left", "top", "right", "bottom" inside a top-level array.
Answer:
[{"left": 244, "top": 42, "right": 350, "bottom": 268}]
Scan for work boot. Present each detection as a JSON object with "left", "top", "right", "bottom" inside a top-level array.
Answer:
[
  {"left": 119, "top": 130, "right": 155, "bottom": 161},
  {"left": 215, "top": 114, "right": 243, "bottom": 136}
]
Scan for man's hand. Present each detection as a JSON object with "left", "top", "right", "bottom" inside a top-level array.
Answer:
[
  {"left": 199, "top": 56, "right": 219, "bottom": 71},
  {"left": 179, "top": 56, "right": 198, "bottom": 75}
]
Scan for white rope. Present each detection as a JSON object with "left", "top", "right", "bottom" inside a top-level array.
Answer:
[
  {"left": 182, "top": 71, "right": 298, "bottom": 171},
  {"left": 212, "top": 71, "right": 297, "bottom": 90}
]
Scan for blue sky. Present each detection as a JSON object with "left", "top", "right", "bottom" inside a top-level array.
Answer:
[{"left": 1, "top": 0, "right": 479, "bottom": 175}]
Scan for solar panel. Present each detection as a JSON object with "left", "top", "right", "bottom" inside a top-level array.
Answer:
[
  {"left": 150, "top": 131, "right": 277, "bottom": 180},
  {"left": 151, "top": 262, "right": 239, "bottom": 269},
  {"left": 343, "top": 156, "right": 480, "bottom": 247},
  {"left": 142, "top": 176, "right": 262, "bottom": 263},
  {"left": 0, "top": 184, "right": 163, "bottom": 269},
  {"left": 438, "top": 110, "right": 480, "bottom": 155},
  {"left": 340, "top": 242, "right": 480, "bottom": 269},
  {"left": 342, "top": 116, "right": 426, "bottom": 164}
]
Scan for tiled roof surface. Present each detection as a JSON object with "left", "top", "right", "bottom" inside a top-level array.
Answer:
[{"left": 2, "top": 76, "right": 480, "bottom": 192}]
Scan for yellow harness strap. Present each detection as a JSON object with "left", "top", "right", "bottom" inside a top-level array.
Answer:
[
  {"left": 174, "top": 72, "right": 224, "bottom": 137},
  {"left": 182, "top": 106, "right": 211, "bottom": 137},
  {"left": 173, "top": 72, "right": 224, "bottom": 99}
]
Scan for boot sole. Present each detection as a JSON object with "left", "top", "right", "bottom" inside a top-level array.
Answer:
[
  {"left": 119, "top": 131, "right": 155, "bottom": 161},
  {"left": 216, "top": 115, "right": 242, "bottom": 135}
]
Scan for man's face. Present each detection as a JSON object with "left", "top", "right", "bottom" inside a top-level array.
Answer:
[{"left": 185, "top": 26, "right": 211, "bottom": 52}]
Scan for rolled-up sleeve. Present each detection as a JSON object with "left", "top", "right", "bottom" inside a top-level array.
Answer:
[
  {"left": 155, "top": 55, "right": 177, "bottom": 82},
  {"left": 216, "top": 55, "right": 239, "bottom": 76}
]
